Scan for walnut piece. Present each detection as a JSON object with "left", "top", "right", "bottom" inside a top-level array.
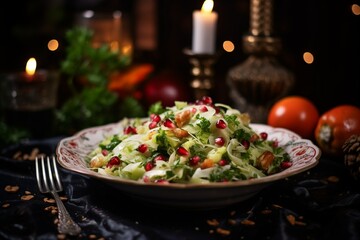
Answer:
[
  {"left": 257, "top": 151, "right": 275, "bottom": 171},
  {"left": 175, "top": 110, "right": 192, "bottom": 127}
]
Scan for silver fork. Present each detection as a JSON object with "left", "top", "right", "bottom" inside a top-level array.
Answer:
[{"left": 35, "top": 156, "right": 81, "bottom": 236}]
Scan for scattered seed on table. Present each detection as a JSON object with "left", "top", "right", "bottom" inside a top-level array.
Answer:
[
  {"left": 21, "top": 195, "right": 34, "bottom": 201},
  {"left": 5, "top": 185, "right": 19, "bottom": 193}
]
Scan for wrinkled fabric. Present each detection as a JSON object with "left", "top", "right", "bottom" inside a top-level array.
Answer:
[{"left": 0, "top": 139, "right": 359, "bottom": 240}]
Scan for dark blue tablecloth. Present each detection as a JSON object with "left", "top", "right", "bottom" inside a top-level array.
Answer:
[{"left": 0, "top": 138, "right": 359, "bottom": 240}]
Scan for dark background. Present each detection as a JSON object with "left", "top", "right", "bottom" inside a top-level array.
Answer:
[{"left": 0, "top": 0, "right": 359, "bottom": 114}]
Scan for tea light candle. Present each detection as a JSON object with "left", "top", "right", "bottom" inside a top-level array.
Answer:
[
  {"left": 24, "top": 57, "right": 37, "bottom": 81},
  {"left": 1, "top": 58, "right": 60, "bottom": 138},
  {"left": 2, "top": 58, "right": 59, "bottom": 111},
  {"left": 192, "top": 0, "right": 218, "bottom": 54}
]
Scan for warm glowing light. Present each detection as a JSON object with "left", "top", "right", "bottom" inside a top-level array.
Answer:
[
  {"left": 26, "top": 58, "right": 37, "bottom": 75},
  {"left": 303, "top": 52, "right": 314, "bottom": 64},
  {"left": 122, "top": 45, "right": 133, "bottom": 55},
  {"left": 201, "top": 0, "right": 214, "bottom": 13},
  {"left": 352, "top": 4, "right": 360, "bottom": 15},
  {"left": 110, "top": 41, "right": 120, "bottom": 52},
  {"left": 113, "top": 10, "right": 122, "bottom": 19},
  {"left": 223, "top": 41, "right": 235, "bottom": 52},
  {"left": 47, "top": 39, "right": 59, "bottom": 51},
  {"left": 83, "top": 10, "right": 94, "bottom": 18}
]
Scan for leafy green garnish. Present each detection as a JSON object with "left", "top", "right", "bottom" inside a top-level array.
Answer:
[
  {"left": 100, "top": 135, "right": 121, "bottom": 151},
  {"left": 224, "top": 114, "right": 240, "bottom": 130},
  {"left": 164, "top": 111, "right": 175, "bottom": 120},
  {"left": 155, "top": 129, "right": 171, "bottom": 153},
  {"left": 240, "top": 151, "right": 251, "bottom": 161},
  {"left": 189, "top": 144, "right": 207, "bottom": 160},
  {"left": 232, "top": 129, "right": 251, "bottom": 141},
  {"left": 195, "top": 114, "right": 211, "bottom": 144},
  {"left": 196, "top": 115, "right": 211, "bottom": 133},
  {"left": 148, "top": 102, "right": 166, "bottom": 115}
]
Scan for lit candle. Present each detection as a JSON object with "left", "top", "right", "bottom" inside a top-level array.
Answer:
[
  {"left": 192, "top": 0, "right": 218, "bottom": 54},
  {"left": 25, "top": 57, "right": 37, "bottom": 81},
  {"left": 1, "top": 57, "right": 60, "bottom": 138}
]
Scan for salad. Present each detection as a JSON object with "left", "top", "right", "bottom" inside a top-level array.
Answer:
[{"left": 87, "top": 96, "right": 291, "bottom": 184}]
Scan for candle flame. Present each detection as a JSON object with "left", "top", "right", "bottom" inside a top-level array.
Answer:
[
  {"left": 26, "top": 58, "right": 37, "bottom": 76},
  {"left": 201, "top": 0, "right": 214, "bottom": 13}
]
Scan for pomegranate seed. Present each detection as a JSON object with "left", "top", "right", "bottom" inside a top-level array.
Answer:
[
  {"left": 124, "top": 126, "right": 137, "bottom": 135},
  {"left": 260, "top": 132, "right": 268, "bottom": 140},
  {"left": 200, "top": 105, "right": 208, "bottom": 112},
  {"left": 213, "top": 105, "right": 220, "bottom": 114},
  {"left": 216, "top": 119, "right": 227, "bottom": 129},
  {"left": 154, "top": 154, "right": 167, "bottom": 161},
  {"left": 195, "top": 100, "right": 204, "bottom": 105},
  {"left": 189, "top": 156, "right": 201, "bottom": 166},
  {"left": 191, "top": 107, "right": 197, "bottom": 114},
  {"left": 149, "top": 121, "right": 158, "bottom": 129},
  {"left": 106, "top": 156, "right": 121, "bottom": 168},
  {"left": 177, "top": 146, "right": 189, "bottom": 156},
  {"left": 281, "top": 161, "right": 293, "bottom": 169},
  {"left": 151, "top": 114, "right": 161, "bottom": 123},
  {"left": 163, "top": 119, "right": 175, "bottom": 129},
  {"left": 272, "top": 141, "right": 279, "bottom": 148},
  {"left": 137, "top": 144, "right": 148, "bottom": 153},
  {"left": 143, "top": 176, "right": 150, "bottom": 183},
  {"left": 101, "top": 149, "right": 109, "bottom": 156},
  {"left": 241, "top": 139, "right": 250, "bottom": 150},
  {"left": 201, "top": 96, "right": 213, "bottom": 105},
  {"left": 154, "top": 179, "right": 169, "bottom": 184},
  {"left": 214, "top": 137, "right": 225, "bottom": 146},
  {"left": 218, "top": 159, "right": 228, "bottom": 166},
  {"left": 145, "top": 162, "right": 154, "bottom": 171}
]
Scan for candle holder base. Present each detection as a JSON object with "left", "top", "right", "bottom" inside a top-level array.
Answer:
[
  {"left": 183, "top": 48, "right": 218, "bottom": 100},
  {"left": 227, "top": 55, "right": 294, "bottom": 123}
]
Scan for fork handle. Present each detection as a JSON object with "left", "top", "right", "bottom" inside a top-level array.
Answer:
[{"left": 51, "top": 191, "right": 81, "bottom": 236}]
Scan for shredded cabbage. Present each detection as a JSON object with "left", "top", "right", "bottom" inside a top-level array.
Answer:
[{"left": 87, "top": 97, "right": 291, "bottom": 183}]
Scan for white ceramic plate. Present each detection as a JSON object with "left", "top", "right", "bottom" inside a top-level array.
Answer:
[{"left": 56, "top": 122, "right": 321, "bottom": 209}]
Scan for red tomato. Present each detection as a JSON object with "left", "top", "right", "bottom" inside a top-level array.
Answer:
[
  {"left": 314, "top": 105, "right": 360, "bottom": 157},
  {"left": 267, "top": 96, "right": 320, "bottom": 139}
]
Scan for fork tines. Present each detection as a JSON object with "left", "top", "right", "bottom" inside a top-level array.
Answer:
[{"left": 35, "top": 156, "right": 63, "bottom": 193}]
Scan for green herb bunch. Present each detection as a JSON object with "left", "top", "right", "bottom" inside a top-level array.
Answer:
[
  {"left": 60, "top": 27, "right": 130, "bottom": 88},
  {"left": 55, "top": 27, "right": 144, "bottom": 134}
]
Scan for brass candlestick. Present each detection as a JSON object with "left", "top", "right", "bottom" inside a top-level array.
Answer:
[
  {"left": 184, "top": 48, "right": 218, "bottom": 100},
  {"left": 227, "top": 0, "right": 294, "bottom": 123}
]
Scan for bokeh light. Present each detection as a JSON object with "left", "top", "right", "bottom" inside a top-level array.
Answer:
[
  {"left": 223, "top": 40, "right": 235, "bottom": 52},
  {"left": 351, "top": 4, "right": 360, "bottom": 15},
  {"left": 47, "top": 39, "right": 59, "bottom": 51},
  {"left": 303, "top": 52, "right": 314, "bottom": 64}
]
